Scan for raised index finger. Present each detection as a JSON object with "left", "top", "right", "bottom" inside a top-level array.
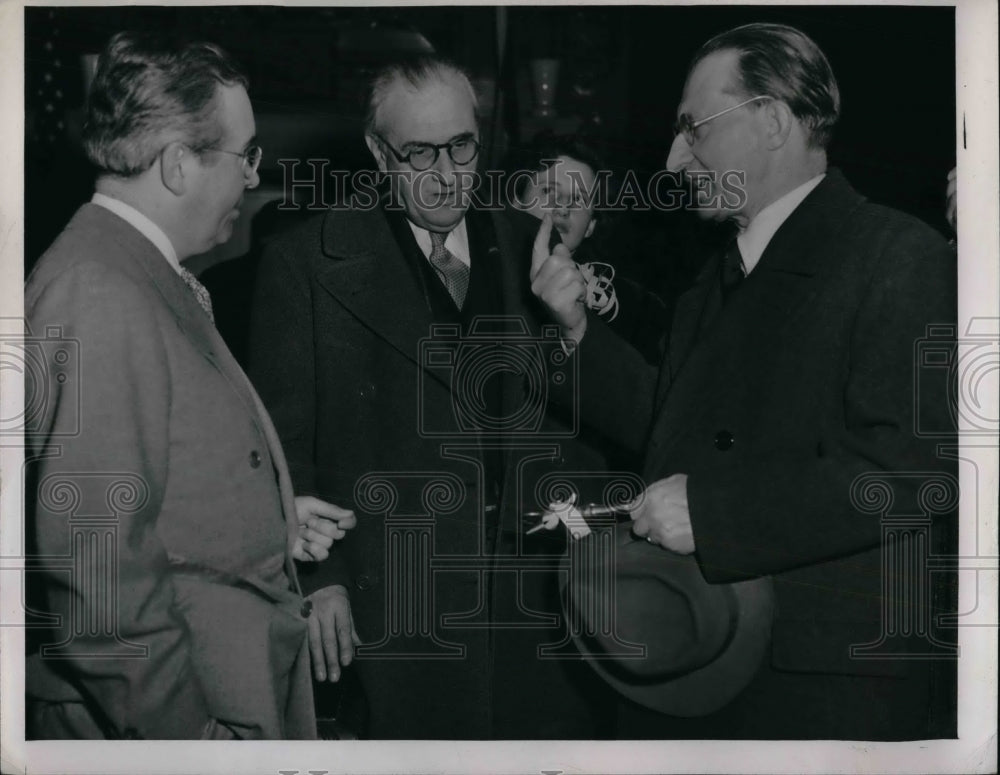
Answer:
[{"left": 530, "top": 213, "right": 554, "bottom": 280}]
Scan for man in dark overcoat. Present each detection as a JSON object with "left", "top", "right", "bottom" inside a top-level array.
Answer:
[
  {"left": 248, "top": 55, "right": 619, "bottom": 739},
  {"left": 531, "top": 23, "right": 957, "bottom": 739}
]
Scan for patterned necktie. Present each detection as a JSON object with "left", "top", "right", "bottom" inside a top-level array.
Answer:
[
  {"left": 429, "top": 230, "right": 470, "bottom": 310},
  {"left": 720, "top": 239, "right": 746, "bottom": 305},
  {"left": 179, "top": 265, "right": 215, "bottom": 323}
]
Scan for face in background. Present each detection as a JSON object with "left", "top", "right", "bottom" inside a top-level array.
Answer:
[
  {"left": 366, "top": 75, "right": 479, "bottom": 233},
  {"left": 519, "top": 155, "right": 597, "bottom": 254},
  {"left": 182, "top": 83, "right": 259, "bottom": 255},
  {"left": 666, "top": 49, "right": 769, "bottom": 226}
]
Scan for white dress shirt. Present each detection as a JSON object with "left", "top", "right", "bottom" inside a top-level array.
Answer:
[
  {"left": 737, "top": 173, "right": 825, "bottom": 275},
  {"left": 407, "top": 218, "right": 471, "bottom": 268},
  {"left": 91, "top": 192, "right": 182, "bottom": 276}
]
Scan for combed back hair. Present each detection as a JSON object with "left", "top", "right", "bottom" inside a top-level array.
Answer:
[
  {"left": 693, "top": 23, "right": 840, "bottom": 149},
  {"left": 364, "top": 55, "right": 479, "bottom": 138},
  {"left": 82, "top": 31, "right": 248, "bottom": 176}
]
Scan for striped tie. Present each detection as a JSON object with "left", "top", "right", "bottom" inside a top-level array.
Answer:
[{"left": 429, "top": 231, "right": 470, "bottom": 310}]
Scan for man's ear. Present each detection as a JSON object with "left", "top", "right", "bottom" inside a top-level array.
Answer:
[
  {"left": 584, "top": 217, "right": 596, "bottom": 240},
  {"left": 365, "top": 133, "right": 389, "bottom": 173},
  {"left": 159, "top": 141, "right": 188, "bottom": 196},
  {"left": 763, "top": 100, "right": 795, "bottom": 150}
]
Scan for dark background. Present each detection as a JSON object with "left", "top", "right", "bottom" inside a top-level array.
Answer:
[{"left": 25, "top": 5, "right": 956, "bottom": 289}]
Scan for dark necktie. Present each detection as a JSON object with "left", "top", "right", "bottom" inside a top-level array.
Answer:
[
  {"left": 429, "top": 230, "right": 470, "bottom": 310},
  {"left": 720, "top": 239, "right": 746, "bottom": 304},
  {"left": 179, "top": 265, "right": 215, "bottom": 323}
]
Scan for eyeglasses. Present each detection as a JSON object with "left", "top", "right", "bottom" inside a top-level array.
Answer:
[
  {"left": 376, "top": 134, "right": 480, "bottom": 171},
  {"left": 673, "top": 96, "right": 771, "bottom": 146},
  {"left": 207, "top": 144, "right": 263, "bottom": 177}
]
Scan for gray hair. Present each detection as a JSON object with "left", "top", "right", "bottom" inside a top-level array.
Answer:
[
  {"left": 82, "top": 31, "right": 249, "bottom": 176},
  {"left": 364, "top": 55, "right": 479, "bottom": 138},
  {"left": 692, "top": 23, "right": 841, "bottom": 149}
]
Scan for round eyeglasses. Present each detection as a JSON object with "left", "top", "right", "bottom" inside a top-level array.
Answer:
[{"left": 376, "top": 134, "right": 480, "bottom": 171}]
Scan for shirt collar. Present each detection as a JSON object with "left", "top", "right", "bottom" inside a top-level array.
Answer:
[
  {"left": 91, "top": 192, "right": 182, "bottom": 274},
  {"left": 737, "top": 173, "right": 825, "bottom": 275},
  {"left": 407, "top": 217, "right": 471, "bottom": 268}
]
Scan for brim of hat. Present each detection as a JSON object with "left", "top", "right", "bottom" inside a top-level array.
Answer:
[{"left": 566, "top": 532, "right": 775, "bottom": 717}]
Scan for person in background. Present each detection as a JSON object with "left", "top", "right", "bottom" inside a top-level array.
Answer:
[
  {"left": 512, "top": 132, "right": 669, "bottom": 363},
  {"left": 25, "top": 31, "right": 354, "bottom": 740}
]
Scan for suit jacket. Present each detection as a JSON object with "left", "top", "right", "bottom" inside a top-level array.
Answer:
[
  {"left": 24, "top": 204, "right": 316, "bottom": 740},
  {"left": 575, "top": 170, "right": 957, "bottom": 733},
  {"left": 248, "top": 202, "right": 628, "bottom": 738}
]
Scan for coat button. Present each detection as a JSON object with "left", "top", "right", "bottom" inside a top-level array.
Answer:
[
  {"left": 713, "top": 430, "right": 735, "bottom": 451},
  {"left": 356, "top": 574, "right": 371, "bottom": 591},
  {"left": 249, "top": 450, "right": 261, "bottom": 468},
  {"left": 300, "top": 599, "right": 313, "bottom": 618}
]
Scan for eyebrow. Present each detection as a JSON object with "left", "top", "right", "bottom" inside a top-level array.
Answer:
[
  {"left": 400, "top": 131, "right": 476, "bottom": 150},
  {"left": 241, "top": 135, "right": 258, "bottom": 152}
]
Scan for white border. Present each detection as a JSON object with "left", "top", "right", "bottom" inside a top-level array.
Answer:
[{"left": 1, "top": 1, "right": 996, "bottom": 773}]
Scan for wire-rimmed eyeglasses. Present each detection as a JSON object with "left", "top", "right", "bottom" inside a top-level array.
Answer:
[
  {"left": 376, "top": 134, "right": 480, "bottom": 171},
  {"left": 208, "top": 144, "right": 263, "bottom": 177},
  {"left": 673, "top": 96, "right": 771, "bottom": 146}
]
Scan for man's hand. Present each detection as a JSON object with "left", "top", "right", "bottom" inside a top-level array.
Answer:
[
  {"left": 530, "top": 214, "right": 588, "bottom": 344},
  {"left": 292, "top": 496, "right": 357, "bottom": 562},
  {"left": 307, "top": 584, "right": 360, "bottom": 682},
  {"left": 629, "top": 474, "right": 695, "bottom": 554}
]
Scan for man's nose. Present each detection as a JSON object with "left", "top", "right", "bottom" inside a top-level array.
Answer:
[
  {"left": 666, "top": 133, "right": 692, "bottom": 173},
  {"left": 431, "top": 149, "right": 456, "bottom": 177}
]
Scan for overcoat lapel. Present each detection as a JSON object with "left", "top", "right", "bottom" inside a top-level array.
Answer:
[
  {"left": 652, "top": 170, "right": 865, "bottom": 448},
  {"left": 314, "top": 205, "right": 439, "bottom": 379}
]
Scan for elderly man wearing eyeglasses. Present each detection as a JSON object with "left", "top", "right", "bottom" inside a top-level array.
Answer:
[
  {"left": 25, "top": 31, "right": 356, "bottom": 740},
  {"left": 531, "top": 23, "right": 957, "bottom": 740},
  {"left": 247, "top": 54, "right": 623, "bottom": 739}
]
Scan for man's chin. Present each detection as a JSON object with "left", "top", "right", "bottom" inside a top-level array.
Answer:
[
  {"left": 407, "top": 204, "right": 469, "bottom": 232},
  {"left": 700, "top": 208, "right": 733, "bottom": 223}
]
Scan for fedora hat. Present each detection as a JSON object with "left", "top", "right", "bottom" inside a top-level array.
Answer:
[{"left": 561, "top": 522, "right": 774, "bottom": 717}]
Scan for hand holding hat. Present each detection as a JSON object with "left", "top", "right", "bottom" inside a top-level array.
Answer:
[
  {"left": 629, "top": 474, "right": 695, "bottom": 554},
  {"left": 562, "top": 512, "right": 774, "bottom": 717}
]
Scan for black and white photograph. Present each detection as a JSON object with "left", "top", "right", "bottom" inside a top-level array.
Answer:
[{"left": 0, "top": 2, "right": 996, "bottom": 774}]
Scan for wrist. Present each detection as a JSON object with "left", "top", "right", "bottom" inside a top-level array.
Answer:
[{"left": 564, "top": 316, "right": 587, "bottom": 346}]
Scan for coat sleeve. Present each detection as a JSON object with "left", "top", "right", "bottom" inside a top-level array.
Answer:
[
  {"left": 573, "top": 312, "right": 661, "bottom": 455},
  {"left": 247, "top": 236, "right": 351, "bottom": 594},
  {"left": 688, "top": 223, "right": 958, "bottom": 581},
  {"left": 26, "top": 261, "right": 212, "bottom": 739}
]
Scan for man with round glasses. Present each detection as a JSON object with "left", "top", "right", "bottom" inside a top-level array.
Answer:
[
  {"left": 25, "top": 31, "right": 354, "bottom": 739},
  {"left": 249, "top": 55, "right": 616, "bottom": 738},
  {"left": 531, "top": 23, "right": 956, "bottom": 739}
]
